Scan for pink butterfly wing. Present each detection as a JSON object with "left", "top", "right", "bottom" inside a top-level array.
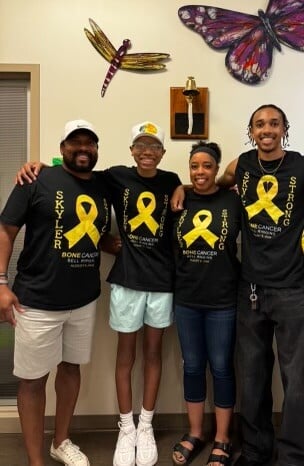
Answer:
[{"left": 226, "top": 26, "right": 274, "bottom": 84}]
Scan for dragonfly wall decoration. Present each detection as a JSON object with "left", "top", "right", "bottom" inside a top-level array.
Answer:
[{"left": 84, "top": 19, "right": 170, "bottom": 97}]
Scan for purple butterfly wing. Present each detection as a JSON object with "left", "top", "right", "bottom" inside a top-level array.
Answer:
[
  {"left": 178, "top": 6, "right": 260, "bottom": 48},
  {"left": 201, "top": 7, "right": 260, "bottom": 48},
  {"left": 179, "top": 5, "right": 271, "bottom": 84},
  {"left": 178, "top": 6, "right": 207, "bottom": 34},
  {"left": 178, "top": 4, "right": 304, "bottom": 84},
  {"left": 266, "top": 0, "right": 304, "bottom": 17},
  {"left": 226, "top": 26, "right": 274, "bottom": 84},
  {"left": 266, "top": 0, "right": 304, "bottom": 51}
]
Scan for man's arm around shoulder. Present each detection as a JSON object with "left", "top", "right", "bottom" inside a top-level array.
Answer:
[{"left": 217, "top": 157, "right": 238, "bottom": 188}]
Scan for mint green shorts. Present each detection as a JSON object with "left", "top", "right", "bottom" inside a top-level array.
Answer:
[{"left": 109, "top": 284, "right": 173, "bottom": 333}]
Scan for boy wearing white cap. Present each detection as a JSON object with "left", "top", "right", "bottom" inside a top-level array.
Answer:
[
  {"left": 104, "top": 121, "right": 180, "bottom": 466},
  {"left": 0, "top": 120, "right": 111, "bottom": 466}
]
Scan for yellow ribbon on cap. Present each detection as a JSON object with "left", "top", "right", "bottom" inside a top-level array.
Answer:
[
  {"left": 183, "top": 210, "right": 219, "bottom": 248},
  {"left": 64, "top": 195, "right": 100, "bottom": 248},
  {"left": 128, "top": 192, "right": 159, "bottom": 235},
  {"left": 245, "top": 175, "right": 284, "bottom": 224}
]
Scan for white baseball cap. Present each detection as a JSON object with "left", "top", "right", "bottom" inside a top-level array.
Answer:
[
  {"left": 61, "top": 119, "right": 99, "bottom": 143},
  {"left": 131, "top": 121, "right": 164, "bottom": 145}
]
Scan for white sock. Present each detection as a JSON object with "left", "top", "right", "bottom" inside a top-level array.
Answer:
[
  {"left": 120, "top": 411, "right": 135, "bottom": 431},
  {"left": 139, "top": 406, "right": 154, "bottom": 426}
]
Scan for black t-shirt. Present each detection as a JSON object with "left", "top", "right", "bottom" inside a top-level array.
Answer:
[
  {"left": 0, "top": 166, "right": 111, "bottom": 309},
  {"left": 173, "top": 188, "right": 241, "bottom": 309},
  {"left": 104, "top": 166, "right": 181, "bottom": 291},
  {"left": 236, "top": 149, "right": 304, "bottom": 287}
]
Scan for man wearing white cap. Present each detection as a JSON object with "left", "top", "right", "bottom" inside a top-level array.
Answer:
[{"left": 0, "top": 120, "right": 111, "bottom": 466}]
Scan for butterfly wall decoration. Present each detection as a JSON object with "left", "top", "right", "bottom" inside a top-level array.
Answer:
[
  {"left": 84, "top": 19, "right": 170, "bottom": 97},
  {"left": 178, "top": 1, "right": 304, "bottom": 85}
]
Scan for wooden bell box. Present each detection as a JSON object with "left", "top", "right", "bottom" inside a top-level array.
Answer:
[{"left": 170, "top": 86, "right": 209, "bottom": 140}]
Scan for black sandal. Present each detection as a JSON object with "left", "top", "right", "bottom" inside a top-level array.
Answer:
[
  {"left": 206, "top": 441, "right": 232, "bottom": 466},
  {"left": 172, "top": 433, "right": 205, "bottom": 465}
]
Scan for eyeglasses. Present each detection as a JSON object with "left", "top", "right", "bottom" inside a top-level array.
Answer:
[{"left": 132, "top": 142, "right": 163, "bottom": 152}]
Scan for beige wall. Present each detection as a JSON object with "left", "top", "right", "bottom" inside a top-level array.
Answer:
[{"left": 2, "top": 0, "right": 302, "bottom": 417}]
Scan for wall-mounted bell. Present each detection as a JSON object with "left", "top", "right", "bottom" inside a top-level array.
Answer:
[{"left": 183, "top": 76, "right": 200, "bottom": 97}]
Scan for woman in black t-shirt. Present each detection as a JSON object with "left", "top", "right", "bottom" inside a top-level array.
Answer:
[{"left": 172, "top": 142, "right": 241, "bottom": 466}]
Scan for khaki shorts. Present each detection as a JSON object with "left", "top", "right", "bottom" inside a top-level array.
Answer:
[
  {"left": 109, "top": 284, "right": 173, "bottom": 333},
  {"left": 14, "top": 300, "right": 97, "bottom": 379}
]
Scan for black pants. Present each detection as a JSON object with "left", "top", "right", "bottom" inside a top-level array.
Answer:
[{"left": 237, "top": 281, "right": 304, "bottom": 466}]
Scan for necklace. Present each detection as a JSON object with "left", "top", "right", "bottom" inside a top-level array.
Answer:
[{"left": 257, "top": 152, "right": 286, "bottom": 177}]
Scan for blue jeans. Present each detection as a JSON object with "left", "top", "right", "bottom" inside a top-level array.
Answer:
[
  {"left": 237, "top": 281, "right": 304, "bottom": 466},
  {"left": 175, "top": 305, "right": 236, "bottom": 407}
]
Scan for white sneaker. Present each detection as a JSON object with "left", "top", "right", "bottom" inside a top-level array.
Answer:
[
  {"left": 50, "top": 439, "right": 90, "bottom": 465},
  {"left": 136, "top": 423, "right": 158, "bottom": 466},
  {"left": 113, "top": 422, "right": 136, "bottom": 466}
]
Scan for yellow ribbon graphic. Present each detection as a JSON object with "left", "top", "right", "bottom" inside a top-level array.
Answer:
[
  {"left": 128, "top": 191, "right": 159, "bottom": 235},
  {"left": 64, "top": 195, "right": 100, "bottom": 248},
  {"left": 245, "top": 175, "right": 284, "bottom": 224},
  {"left": 183, "top": 210, "right": 219, "bottom": 248}
]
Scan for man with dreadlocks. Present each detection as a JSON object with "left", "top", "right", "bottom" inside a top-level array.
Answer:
[{"left": 216, "top": 104, "right": 304, "bottom": 466}]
